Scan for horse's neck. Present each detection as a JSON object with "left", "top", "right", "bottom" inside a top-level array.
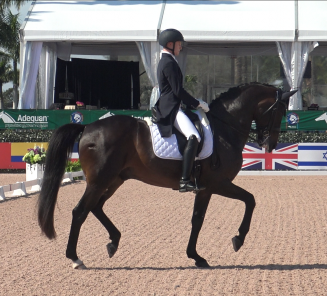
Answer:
[
  {"left": 210, "top": 97, "right": 256, "bottom": 149},
  {"left": 222, "top": 97, "right": 255, "bottom": 132}
]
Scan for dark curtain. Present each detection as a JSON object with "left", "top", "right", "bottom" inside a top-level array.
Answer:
[
  {"left": 131, "top": 62, "right": 140, "bottom": 109},
  {"left": 54, "top": 58, "right": 74, "bottom": 102},
  {"left": 54, "top": 58, "right": 140, "bottom": 109}
]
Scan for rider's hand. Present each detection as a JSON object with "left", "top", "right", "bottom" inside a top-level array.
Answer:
[{"left": 196, "top": 99, "right": 210, "bottom": 112}]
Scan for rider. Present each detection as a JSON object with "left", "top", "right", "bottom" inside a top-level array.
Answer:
[{"left": 153, "top": 28, "right": 210, "bottom": 193}]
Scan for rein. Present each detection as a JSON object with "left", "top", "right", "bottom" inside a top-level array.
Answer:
[
  {"left": 208, "top": 110, "right": 258, "bottom": 142},
  {"left": 254, "top": 89, "right": 286, "bottom": 145},
  {"left": 209, "top": 89, "right": 286, "bottom": 144}
]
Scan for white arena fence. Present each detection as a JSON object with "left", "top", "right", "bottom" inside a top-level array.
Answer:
[
  {"left": 239, "top": 170, "right": 327, "bottom": 176},
  {"left": 0, "top": 171, "right": 85, "bottom": 201}
]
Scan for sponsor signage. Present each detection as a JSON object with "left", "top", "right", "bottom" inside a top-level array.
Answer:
[
  {"left": 0, "top": 111, "right": 50, "bottom": 129},
  {"left": 0, "top": 110, "right": 151, "bottom": 130},
  {"left": 1, "top": 109, "right": 327, "bottom": 131},
  {"left": 283, "top": 110, "right": 327, "bottom": 131}
]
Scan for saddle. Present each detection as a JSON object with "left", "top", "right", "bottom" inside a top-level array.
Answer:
[{"left": 152, "top": 107, "right": 205, "bottom": 157}]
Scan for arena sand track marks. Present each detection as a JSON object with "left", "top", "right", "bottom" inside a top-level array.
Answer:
[{"left": 1, "top": 174, "right": 327, "bottom": 295}]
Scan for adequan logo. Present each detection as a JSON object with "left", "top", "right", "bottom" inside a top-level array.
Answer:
[{"left": 0, "top": 111, "right": 49, "bottom": 128}]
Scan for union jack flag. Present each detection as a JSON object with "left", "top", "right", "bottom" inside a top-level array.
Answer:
[{"left": 242, "top": 143, "right": 298, "bottom": 170}]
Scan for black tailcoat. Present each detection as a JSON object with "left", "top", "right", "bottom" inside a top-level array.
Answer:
[{"left": 154, "top": 53, "right": 199, "bottom": 137}]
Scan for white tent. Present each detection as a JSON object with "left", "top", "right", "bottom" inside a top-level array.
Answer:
[
  {"left": 18, "top": 0, "right": 327, "bottom": 110},
  {"left": 298, "top": 1, "right": 327, "bottom": 41}
]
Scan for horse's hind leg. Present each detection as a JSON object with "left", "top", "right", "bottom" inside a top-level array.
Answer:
[
  {"left": 186, "top": 190, "right": 212, "bottom": 268},
  {"left": 66, "top": 186, "right": 107, "bottom": 269},
  {"left": 91, "top": 178, "right": 124, "bottom": 259},
  {"left": 216, "top": 180, "right": 256, "bottom": 252}
]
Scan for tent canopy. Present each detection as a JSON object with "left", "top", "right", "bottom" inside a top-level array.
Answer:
[
  {"left": 298, "top": 1, "right": 327, "bottom": 41},
  {"left": 22, "top": 0, "right": 299, "bottom": 43},
  {"left": 161, "top": 1, "right": 295, "bottom": 42},
  {"left": 18, "top": 0, "right": 327, "bottom": 110},
  {"left": 20, "top": 0, "right": 327, "bottom": 57},
  {"left": 21, "top": 0, "right": 163, "bottom": 42}
]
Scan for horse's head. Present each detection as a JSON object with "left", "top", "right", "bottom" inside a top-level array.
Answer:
[{"left": 254, "top": 89, "right": 297, "bottom": 152}]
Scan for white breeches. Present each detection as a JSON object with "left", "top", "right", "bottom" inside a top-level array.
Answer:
[{"left": 174, "top": 110, "right": 201, "bottom": 143}]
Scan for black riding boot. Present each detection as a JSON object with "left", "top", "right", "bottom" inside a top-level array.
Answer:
[{"left": 179, "top": 135, "right": 203, "bottom": 193}]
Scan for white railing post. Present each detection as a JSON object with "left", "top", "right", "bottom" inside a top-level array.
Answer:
[
  {"left": 0, "top": 170, "right": 85, "bottom": 199},
  {"left": 0, "top": 186, "right": 5, "bottom": 200},
  {"left": 20, "top": 182, "right": 27, "bottom": 196},
  {"left": 38, "top": 178, "right": 42, "bottom": 189},
  {"left": 13, "top": 182, "right": 23, "bottom": 196}
]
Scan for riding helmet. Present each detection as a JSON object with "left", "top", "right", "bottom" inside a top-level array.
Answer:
[{"left": 159, "top": 29, "right": 184, "bottom": 47}]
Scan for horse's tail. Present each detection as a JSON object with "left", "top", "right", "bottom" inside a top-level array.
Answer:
[{"left": 37, "top": 123, "right": 86, "bottom": 239}]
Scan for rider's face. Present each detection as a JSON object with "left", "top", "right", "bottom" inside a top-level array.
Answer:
[
  {"left": 174, "top": 41, "right": 182, "bottom": 56},
  {"left": 166, "top": 41, "right": 182, "bottom": 56}
]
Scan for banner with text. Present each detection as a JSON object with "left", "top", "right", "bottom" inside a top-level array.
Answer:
[
  {"left": 0, "top": 109, "right": 327, "bottom": 131},
  {"left": 0, "top": 110, "right": 151, "bottom": 130}
]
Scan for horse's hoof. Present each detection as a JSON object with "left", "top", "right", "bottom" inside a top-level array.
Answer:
[
  {"left": 72, "top": 259, "right": 87, "bottom": 270},
  {"left": 232, "top": 236, "right": 243, "bottom": 252},
  {"left": 195, "top": 260, "right": 210, "bottom": 268},
  {"left": 107, "top": 243, "right": 118, "bottom": 258}
]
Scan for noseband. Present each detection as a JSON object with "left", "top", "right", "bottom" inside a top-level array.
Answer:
[{"left": 255, "top": 89, "right": 287, "bottom": 145}]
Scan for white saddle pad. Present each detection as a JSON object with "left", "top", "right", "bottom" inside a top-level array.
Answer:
[{"left": 149, "top": 110, "right": 213, "bottom": 161}]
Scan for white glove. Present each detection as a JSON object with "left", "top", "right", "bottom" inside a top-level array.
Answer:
[{"left": 196, "top": 99, "right": 210, "bottom": 113}]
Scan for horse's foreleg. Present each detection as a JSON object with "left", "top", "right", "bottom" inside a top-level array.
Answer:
[
  {"left": 217, "top": 180, "right": 256, "bottom": 252},
  {"left": 91, "top": 178, "right": 123, "bottom": 259},
  {"left": 66, "top": 186, "right": 106, "bottom": 269},
  {"left": 186, "top": 191, "right": 212, "bottom": 268}
]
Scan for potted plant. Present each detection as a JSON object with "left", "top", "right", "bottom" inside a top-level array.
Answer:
[
  {"left": 76, "top": 101, "right": 85, "bottom": 109},
  {"left": 22, "top": 146, "right": 46, "bottom": 181}
]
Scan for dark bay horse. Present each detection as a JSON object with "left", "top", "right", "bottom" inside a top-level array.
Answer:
[{"left": 38, "top": 83, "right": 296, "bottom": 269}]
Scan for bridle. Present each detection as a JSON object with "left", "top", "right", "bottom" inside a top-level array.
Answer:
[
  {"left": 208, "top": 89, "right": 287, "bottom": 144},
  {"left": 254, "top": 89, "right": 287, "bottom": 145}
]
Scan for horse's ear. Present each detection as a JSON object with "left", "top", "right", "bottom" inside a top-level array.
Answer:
[{"left": 281, "top": 90, "right": 298, "bottom": 102}]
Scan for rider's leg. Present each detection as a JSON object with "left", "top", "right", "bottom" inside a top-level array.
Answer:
[
  {"left": 174, "top": 109, "right": 201, "bottom": 143},
  {"left": 179, "top": 135, "right": 199, "bottom": 192},
  {"left": 174, "top": 110, "right": 204, "bottom": 192}
]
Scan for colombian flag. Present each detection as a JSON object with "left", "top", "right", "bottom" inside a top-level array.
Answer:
[
  {"left": 10, "top": 143, "right": 49, "bottom": 169},
  {"left": 0, "top": 142, "right": 79, "bottom": 169}
]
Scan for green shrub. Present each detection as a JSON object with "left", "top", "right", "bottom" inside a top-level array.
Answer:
[
  {"left": 0, "top": 129, "right": 53, "bottom": 142},
  {"left": 65, "top": 160, "right": 82, "bottom": 172},
  {"left": 2, "top": 128, "right": 327, "bottom": 147},
  {"left": 65, "top": 160, "right": 83, "bottom": 180},
  {"left": 247, "top": 131, "right": 327, "bottom": 143}
]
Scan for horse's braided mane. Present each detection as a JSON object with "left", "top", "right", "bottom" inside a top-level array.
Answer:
[{"left": 209, "top": 82, "right": 276, "bottom": 109}]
